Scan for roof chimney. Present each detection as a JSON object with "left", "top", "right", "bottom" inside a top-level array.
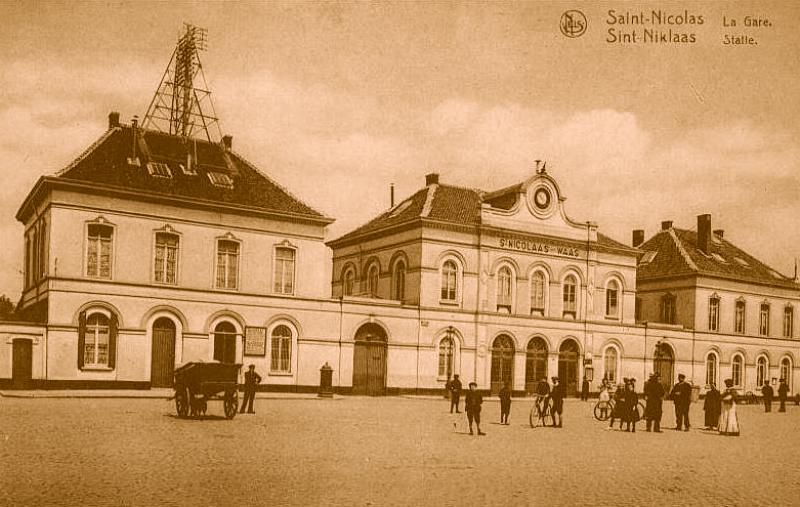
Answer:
[
  {"left": 390, "top": 183, "right": 395, "bottom": 207},
  {"left": 425, "top": 173, "right": 439, "bottom": 186},
  {"left": 661, "top": 220, "right": 673, "bottom": 231},
  {"left": 632, "top": 229, "right": 645, "bottom": 248},
  {"left": 108, "top": 111, "right": 120, "bottom": 129},
  {"left": 222, "top": 135, "right": 232, "bottom": 151},
  {"left": 697, "top": 214, "right": 712, "bottom": 254},
  {"left": 713, "top": 229, "right": 724, "bottom": 239}
]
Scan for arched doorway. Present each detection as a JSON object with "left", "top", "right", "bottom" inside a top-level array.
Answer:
[
  {"left": 525, "top": 337, "right": 548, "bottom": 393},
  {"left": 490, "top": 334, "right": 515, "bottom": 394},
  {"left": 213, "top": 321, "right": 237, "bottom": 363},
  {"left": 654, "top": 342, "right": 674, "bottom": 393},
  {"left": 352, "top": 323, "right": 387, "bottom": 395},
  {"left": 151, "top": 317, "right": 176, "bottom": 387},
  {"left": 12, "top": 338, "right": 33, "bottom": 389},
  {"left": 558, "top": 339, "right": 580, "bottom": 396}
]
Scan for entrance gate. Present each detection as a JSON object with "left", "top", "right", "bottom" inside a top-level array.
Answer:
[
  {"left": 654, "top": 343, "right": 675, "bottom": 393},
  {"left": 12, "top": 339, "right": 33, "bottom": 388},
  {"left": 352, "top": 323, "right": 387, "bottom": 396},
  {"left": 558, "top": 339, "right": 580, "bottom": 396},
  {"left": 151, "top": 317, "right": 176, "bottom": 387},
  {"left": 525, "top": 337, "right": 548, "bottom": 394},
  {"left": 490, "top": 334, "right": 515, "bottom": 394}
]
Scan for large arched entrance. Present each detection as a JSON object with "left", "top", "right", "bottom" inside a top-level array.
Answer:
[
  {"left": 490, "top": 334, "right": 515, "bottom": 394},
  {"left": 213, "top": 321, "right": 237, "bottom": 363},
  {"left": 525, "top": 337, "right": 548, "bottom": 394},
  {"left": 151, "top": 317, "right": 176, "bottom": 387},
  {"left": 352, "top": 323, "right": 387, "bottom": 396},
  {"left": 558, "top": 339, "right": 580, "bottom": 396},
  {"left": 654, "top": 342, "right": 674, "bottom": 392}
]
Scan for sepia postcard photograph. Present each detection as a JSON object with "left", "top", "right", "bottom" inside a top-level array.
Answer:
[{"left": 0, "top": 1, "right": 798, "bottom": 506}]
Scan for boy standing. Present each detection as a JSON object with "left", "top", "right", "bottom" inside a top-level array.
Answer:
[
  {"left": 499, "top": 381, "right": 512, "bottom": 425},
  {"left": 464, "top": 382, "right": 485, "bottom": 435}
]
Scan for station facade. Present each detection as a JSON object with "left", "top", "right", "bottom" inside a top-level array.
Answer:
[{"left": 1, "top": 114, "right": 798, "bottom": 397}]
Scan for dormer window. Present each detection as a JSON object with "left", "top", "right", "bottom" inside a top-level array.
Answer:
[
  {"left": 147, "top": 162, "right": 172, "bottom": 178},
  {"left": 208, "top": 171, "right": 234, "bottom": 189},
  {"left": 179, "top": 163, "right": 197, "bottom": 176}
]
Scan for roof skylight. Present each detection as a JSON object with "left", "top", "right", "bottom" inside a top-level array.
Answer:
[
  {"left": 207, "top": 171, "right": 234, "bottom": 189},
  {"left": 640, "top": 251, "right": 657, "bottom": 264},
  {"left": 388, "top": 200, "right": 412, "bottom": 217},
  {"left": 147, "top": 162, "right": 172, "bottom": 178},
  {"left": 711, "top": 253, "right": 727, "bottom": 264}
]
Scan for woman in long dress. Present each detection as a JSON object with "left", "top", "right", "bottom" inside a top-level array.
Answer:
[{"left": 718, "top": 379, "right": 740, "bottom": 436}]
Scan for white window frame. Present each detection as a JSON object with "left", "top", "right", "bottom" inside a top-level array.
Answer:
[
  {"left": 439, "top": 258, "right": 461, "bottom": 305},
  {"left": 153, "top": 230, "right": 180, "bottom": 285},
  {"left": 273, "top": 244, "right": 297, "bottom": 295},
  {"left": 562, "top": 274, "right": 579, "bottom": 319},
  {"left": 269, "top": 323, "right": 294, "bottom": 374},
  {"left": 731, "top": 354, "right": 744, "bottom": 388},
  {"left": 529, "top": 269, "right": 547, "bottom": 316},
  {"left": 215, "top": 237, "right": 241, "bottom": 291},
  {"left": 83, "top": 309, "right": 111, "bottom": 368},
  {"left": 759, "top": 303, "right": 770, "bottom": 336},
  {"left": 705, "top": 351, "right": 718, "bottom": 387},
  {"left": 602, "top": 345, "right": 620, "bottom": 383},
  {"left": 781, "top": 357, "right": 792, "bottom": 386},
  {"left": 437, "top": 336, "right": 457, "bottom": 380},
  {"left": 85, "top": 220, "right": 115, "bottom": 280},
  {"left": 708, "top": 295, "right": 720, "bottom": 332},
  {"left": 784, "top": 305, "right": 794, "bottom": 339},
  {"left": 605, "top": 279, "right": 621, "bottom": 319},
  {"left": 756, "top": 356, "right": 769, "bottom": 388},
  {"left": 496, "top": 264, "right": 514, "bottom": 314},
  {"left": 734, "top": 299, "right": 746, "bottom": 334}
]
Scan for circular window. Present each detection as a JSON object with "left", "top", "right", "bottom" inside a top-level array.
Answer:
[{"left": 533, "top": 187, "right": 551, "bottom": 210}]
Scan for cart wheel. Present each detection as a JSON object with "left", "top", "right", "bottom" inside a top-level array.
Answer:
[
  {"left": 224, "top": 390, "right": 239, "bottom": 420},
  {"left": 175, "top": 386, "right": 189, "bottom": 418}
]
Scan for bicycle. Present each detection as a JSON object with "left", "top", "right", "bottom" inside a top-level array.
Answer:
[
  {"left": 529, "top": 394, "right": 553, "bottom": 428},
  {"left": 593, "top": 399, "right": 646, "bottom": 421}
]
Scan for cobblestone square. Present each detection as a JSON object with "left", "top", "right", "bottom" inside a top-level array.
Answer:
[{"left": 1, "top": 395, "right": 799, "bottom": 506}]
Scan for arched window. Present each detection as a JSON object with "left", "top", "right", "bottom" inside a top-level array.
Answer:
[
  {"left": 605, "top": 280, "right": 619, "bottom": 318},
  {"left": 393, "top": 260, "right": 406, "bottom": 302},
  {"left": 497, "top": 266, "right": 513, "bottom": 313},
  {"left": 530, "top": 271, "right": 546, "bottom": 316},
  {"left": 562, "top": 275, "right": 577, "bottom": 318},
  {"left": 706, "top": 352, "right": 718, "bottom": 387},
  {"left": 781, "top": 357, "right": 792, "bottom": 388},
  {"left": 367, "top": 264, "right": 379, "bottom": 297},
  {"left": 84, "top": 313, "right": 110, "bottom": 366},
  {"left": 603, "top": 346, "right": 619, "bottom": 383},
  {"left": 343, "top": 268, "right": 355, "bottom": 296},
  {"left": 213, "top": 321, "right": 237, "bottom": 363},
  {"left": 440, "top": 260, "right": 458, "bottom": 302},
  {"left": 270, "top": 325, "right": 292, "bottom": 373},
  {"left": 438, "top": 336, "right": 455, "bottom": 379},
  {"left": 756, "top": 356, "right": 768, "bottom": 388},
  {"left": 731, "top": 354, "right": 744, "bottom": 388}
]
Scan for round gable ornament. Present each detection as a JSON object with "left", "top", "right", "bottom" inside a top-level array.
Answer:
[{"left": 527, "top": 182, "right": 557, "bottom": 218}]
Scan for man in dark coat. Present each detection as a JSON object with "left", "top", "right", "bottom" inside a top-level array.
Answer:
[
  {"left": 762, "top": 381, "right": 774, "bottom": 413},
  {"left": 449, "top": 374, "right": 462, "bottom": 413},
  {"left": 624, "top": 378, "right": 639, "bottom": 433},
  {"left": 778, "top": 378, "right": 789, "bottom": 412},
  {"left": 703, "top": 383, "right": 721, "bottom": 429},
  {"left": 644, "top": 373, "right": 665, "bottom": 432},
  {"left": 580, "top": 377, "right": 590, "bottom": 401},
  {"left": 669, "top": 374, "right": 692, "bottom": 431},
  {"left": 550, "top": 376, "right": 565, "bottom": 428},
  {"left": 240, "top": 364, "right": 262, "bottom": 414},
  {"left": 498, "top": 381, "right": 512, "bottom": 424},
  {"left": 464, "top": 381, "right": 485, "bottom": 435}
]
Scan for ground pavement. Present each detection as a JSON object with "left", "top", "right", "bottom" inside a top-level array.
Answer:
[{"left": 1, "top": 395, "right": 798, "bottom": 506}]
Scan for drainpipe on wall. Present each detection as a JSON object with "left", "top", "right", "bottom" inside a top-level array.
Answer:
[
  {"left": 691, "top": 328, "right": 696, "bottom": 384},
  {"left": 416, "top": 302, "right": 421, "bottom": 394},
  {"left": 584, "top": 222, "right": 590, "bottom": 383},
  {"left": 338, "top": 296, "right": 343, "bottom": 390},
  {"left": 474, "top": 224, "right": 482, "bottom": 386}
]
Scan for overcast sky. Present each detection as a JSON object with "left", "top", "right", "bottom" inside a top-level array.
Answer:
[{"left": 1, "top": 1, "right": 798, "bottom": 299}]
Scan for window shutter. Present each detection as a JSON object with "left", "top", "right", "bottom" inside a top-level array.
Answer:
[
  {"left": 109, "top": 313, "right": 118, "bottom": 369},
  {"left": 77, "top": 311, "right": 86, "bottom": 370}
]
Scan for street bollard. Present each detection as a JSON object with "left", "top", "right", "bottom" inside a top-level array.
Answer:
[{"left": 319, "top": 362, "right": 334, "bottom": 398}]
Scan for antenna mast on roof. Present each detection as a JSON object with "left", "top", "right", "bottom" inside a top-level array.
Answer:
[{"left": 143, "top": 23, "right": 222, "bottom": 143}]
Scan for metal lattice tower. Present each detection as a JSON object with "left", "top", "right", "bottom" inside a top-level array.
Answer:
[{"left": 143, "top": 23, "right": 222, "bottom": 142}]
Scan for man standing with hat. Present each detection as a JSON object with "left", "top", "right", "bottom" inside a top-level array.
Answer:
[
  {"left": 669, "top": 373, "right": 692, "bottom": 431},
  {"left": 644, "top": 372, "right": 665, "bottom": 432},
  {"left": 464, "top": 381, "right": 485, "bottom": 435},
  {"left": 550, "top": 376, "right": 565, "bottom": 428},
  {"left": 240, "top": 364, "right": 262, "bottom": 414},
  {"left": 762, "top": 380, "right": 774, "bottom": 413},
  {"left": 778, "top": 378, "right": 789, "bottom": 412}
]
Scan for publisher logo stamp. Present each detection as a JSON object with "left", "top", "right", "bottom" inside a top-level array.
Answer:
[{"left": 560, "top": 10, "right": 587, "bottom": 38}]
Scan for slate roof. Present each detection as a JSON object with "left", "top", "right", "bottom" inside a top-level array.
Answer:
[
  {"left": 329, "top": 181, "right": 632, "bottom": 253},
  {"left": 638, "top": 228, "right": 798, "bottom": 288},
  {"left": 32, "top": 124, "right": 330, "bottom": 222}
]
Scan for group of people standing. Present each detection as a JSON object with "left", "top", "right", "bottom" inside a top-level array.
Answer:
[
  {"left": 760, "top": 378, "right": 790, "bottom": 413},
  {"left": 602, "top": 377, "right": 641, "bottom": 432}
]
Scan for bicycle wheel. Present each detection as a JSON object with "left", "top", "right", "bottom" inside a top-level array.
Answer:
[
  {"left": 637, "top": 401, "right": 646, "bottom": 421},
  {"left": 594, "top": 401, "right": 612, "bottom": 421},
  {"left": 529, "top": 404, "right": 541, "bottom": 428}
]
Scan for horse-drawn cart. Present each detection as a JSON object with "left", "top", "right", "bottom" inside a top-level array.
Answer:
[{"left": 174, "top": 362, "right": 242, "bottom": 419}]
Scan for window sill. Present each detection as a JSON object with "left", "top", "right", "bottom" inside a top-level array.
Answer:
[
  {"left": 214, "top": 287, "right": 240, "bottom": 292},
  {"left": 268, "top": 371, "right": 293, "bottom": 377},
  {"left": 604, "top": 316, "right": 620, "bottom": 321},
  {"left": 439, "top": 300, "right": 460, "bottom": 307},
  {"left": 80, "top": 366, "right": 114, "bottom": 372}
]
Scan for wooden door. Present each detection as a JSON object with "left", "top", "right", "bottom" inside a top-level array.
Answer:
[
  {"left": 558, "top": 340, "right": 580, "bottom": 396},
  {"left": 151, "top": 318, "right": 176, "bottom": 387},
  {"left": 12, "top": 339, "right": 33, "bottom": 388},
  {"left": 353, "top": 341, "right": 386, "bottom": 395}
]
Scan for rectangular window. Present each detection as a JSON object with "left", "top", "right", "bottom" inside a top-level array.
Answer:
[
  {"left": 760, "top": 304, "right": 770, "bottom": 336},
  {"left": 660, "top": 295, "right": 676, "bottom": 324},
  {"left": 563, "top": 285, "right": 576, "bottom": 315},
  {"left": 86, "top": 224, "right": 113, "bottom": 279},
  {"left": 708, "top": 297, "right": 720, "bottom": 332},
  {"left": 530, "top": 274, "right": 545, "bottom": 315},
  {"left": 784, "top": 307, "right": 794, "bottom": 338},
  {"left": 606, "top": 287, "right": 619, "bottom": 317},
  {"left": 735, "top": 301, "right": 746, "bottom": 334},
  {"left": 146, "top": 162, "right": 172, "bottom": 178},
  {"left": 154, "top": 233, "right": 179, "bottom": 284},
  {"left": 216, "top": 240, "right": 239, "bottom": 289},
  {"left": 273, "top": 247, "right": 296, "bottom": 294}
]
